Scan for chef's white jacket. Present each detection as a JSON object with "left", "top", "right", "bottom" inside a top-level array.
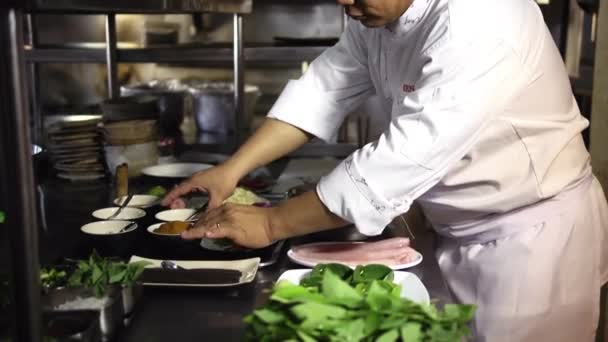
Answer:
[
  {"left": 269, "top": 1, "right": 608, "bottom": 340},
  {"left": 269, "top": 0, "right": 590, "bottom": 236}
]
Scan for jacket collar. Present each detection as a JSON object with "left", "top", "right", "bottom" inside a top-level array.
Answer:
[{"left": 384, "top": 0, "right": 433, "bottom": 37}]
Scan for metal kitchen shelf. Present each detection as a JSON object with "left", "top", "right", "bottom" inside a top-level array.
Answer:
[
  {"left": 28, "top": 0, "right": 252, "bottom": 14},
  {"left": 24, "top": 45, "right": 327, "bottom": 64}
]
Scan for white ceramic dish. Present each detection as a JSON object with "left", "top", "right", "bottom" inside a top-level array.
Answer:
[
  {"left": 277, "top": 269, "right": 430, "bottom": 305},
  {"left": 146, "top": 222, "right": 184, "bottom": 236},
  {"left": 155, "top": 208, "right": 196, "bottom": 222},
  {"left": 141, "top": 163, "right": 213, "bottom": 179},
  {"left": 57, "top": 172, "right": 105, "bottom": 181},
  {"left": 81, "top": 220, "right": 137, "bottom": 235},
  {"left": 113, "top": 194, "right": 160, "bottom": 208},
  {"left": 129, "top": 256, "right": 260, "bottom": 287},
  {"left": 287, "top": 241, "right": 423, "bottom": 270},
  {"left": 92, "top": 207, "right": 146, "bottom": 220}
]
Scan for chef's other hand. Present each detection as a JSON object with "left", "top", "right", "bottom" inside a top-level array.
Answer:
[
  {"left": 161, "top": 164, "right": 238, "bottom": 210},
  {"left": 181, "top": 203, "right": 275, "bottom": 249}
]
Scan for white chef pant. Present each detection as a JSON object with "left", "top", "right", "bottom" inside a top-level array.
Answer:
[{"left": 436, "top": 171, "right": 608, "bottom": 342}]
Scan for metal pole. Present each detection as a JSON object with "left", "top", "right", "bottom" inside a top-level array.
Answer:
[
  {"left": 590, "top": 0, "right": 608, "bottom": 339},
  {"left": 233, "top": 13, "right": 244, "bottom": 150},
  {"left": 26, "top": 13, "right": 42, "bottom": 145},
  {"left": 0, "top": 8, "right": 42, "bottom": 342},
  {"left": 105, "top": 13, "right": 119, "bottom": 99},
  {"left": 590, "top": 0, "right": 608, "bottom": 190}
]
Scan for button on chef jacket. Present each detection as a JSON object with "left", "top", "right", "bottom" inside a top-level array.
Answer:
[{"left": 268, "top": 0, "right": 590, "bottom": 237}]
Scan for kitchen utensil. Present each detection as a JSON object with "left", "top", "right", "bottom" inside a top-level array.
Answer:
[
  {"left": 121, "top": 79, "right": 189, "bottom": 133},
  {"left": 161, "top": 260, "right": 184, "bottom": 270},
  {"left": 106, "top": 194, "right": 133, "bottom": 220},
  {"left": 92, "top": 207, "right": 146, "bottom": 221},
  {"left": 185, "top": 80, "right": 260, "bottom": 134},
  {"left": 154, "top": 208, "right": 196, "bottom": 222},
  {"left": 141, "top": 162, "right": 213, "bottom": 179},
  {"left": 100, "top": 95, "right": 159, "bottom": 122},
  {"left": 129, "top": 256, "right": 260, "bottom": 288},
  {"left": 113, "top": 195, "right": 160, "bottom": 208},
  {"left": 398, "top": 215, "right": 416, "bottom": 240},
  {"left": 116, "top": 221, "right": 137, "bottom": 234},
  {"left": 185, "top": 202, "right": 208, "bottom": 222}
]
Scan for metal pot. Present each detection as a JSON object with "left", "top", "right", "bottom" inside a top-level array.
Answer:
[
  {"left": 121, "top": 80, "right": 190, "bottom": 134},
  {"left": 186, "top": 80, "right": 260, "bottom": 135}
]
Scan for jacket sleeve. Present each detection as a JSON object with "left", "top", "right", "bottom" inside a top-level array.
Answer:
[
  {"left": 317, "top": 39, "right": 529, "bottom": 235},
  {"left": 267, "top": 23, "right": 376, "bottom": 142}
]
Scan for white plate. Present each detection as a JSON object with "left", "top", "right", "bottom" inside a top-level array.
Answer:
[
  {"left": 155, "top": 208, "right": 196, "bottom": 222},
  {"left": 81, "top": 220, "right": 137, "bottom": 235},
  {"left": 92, "top": 207, "right": 146, "bottom": 220},
  {"left": 129, "top": 256, "right": 260, "bottom": 287},
  {"left": 277, "top": 269, "right": 430, "bottom": 305},
  {"left": 141, "top": 163, "right": 213, "bottom": 178},
  {"left": 114, "top": 195, "right": 160, "bottom": 208},
  {"left": 57, "top": 172, "right": 105, "bottom": 181},
  {"left": 287, "top": 241, "right": 423, "bottom": 270}
]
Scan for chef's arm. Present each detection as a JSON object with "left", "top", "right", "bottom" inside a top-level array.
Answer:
[
  {"left": 268, "top": 190, "right": 350, "bottom": 241},
  {"left": 223, "top": 118, "right": 312, "bottom": 182}
]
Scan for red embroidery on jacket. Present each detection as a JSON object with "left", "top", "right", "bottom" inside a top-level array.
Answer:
[{"left": 402, "top": 84, "right": 416, "bottom": 93}]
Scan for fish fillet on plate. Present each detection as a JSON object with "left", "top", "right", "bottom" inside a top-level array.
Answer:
[{"left": 287, "top": 237, "right": 423, "bottom": 270}]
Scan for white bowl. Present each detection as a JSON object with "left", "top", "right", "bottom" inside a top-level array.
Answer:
[
  {"left": 92, "top": 207, "right": 146, "bottom": 220},
  {"left": 147, "top": 222, "right": 182, "bottom": 237},
  {"left": 155, "top": 208, "right": 196, "bottom": 222},
  {"left": 113, "top": 195, "right": 160, "bottom": 208},
  {"left": 81, "top": 220, "right": 138, "bottom": 235}
]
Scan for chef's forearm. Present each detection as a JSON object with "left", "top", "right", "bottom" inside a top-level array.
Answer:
[
  {"left": 268, "top": 190, "right": 350, "bottom": 241},
  {"left": 223, "top": 118, "right": 312, "bottom": 180}
]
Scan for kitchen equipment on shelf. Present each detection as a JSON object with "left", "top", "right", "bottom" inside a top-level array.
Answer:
[
  {"left": 100, "top": 95, "right": 159, "bottom": 123},
  {"left": 121, "top": 79, "right": 190, "bottom": 134},
  {"left": 185, "top": 80, "right": 261, "bottom": 135},
  {"left": 102, "top": 121, "right": 159, "bottom": 178},
  {"left": 45, "top": 115, "right": 106, "bottom": 181}
]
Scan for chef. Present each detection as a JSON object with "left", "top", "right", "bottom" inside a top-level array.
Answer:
[{"left": 163, "top": 0, "right": 608, "bottom": 340}]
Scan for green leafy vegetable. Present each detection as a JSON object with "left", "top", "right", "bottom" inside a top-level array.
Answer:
[
  {"left": 40, "top": 268, "right": 67, "bottom": 289},
  {"left": 0, "top": 211, "right": 4, "bottom": 224},
  {"left": 244, "top": 263, "right": 475, "bottom": 341},
  {"left": 147, "top": 185, "right": 167, "bottom": 197},
  {"left": 67, "top": 251, "right": 151, "bottom": 297}
]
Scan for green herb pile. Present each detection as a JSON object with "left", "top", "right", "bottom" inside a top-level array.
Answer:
[
  {"left": 0, "top": 211, "right": 5, "bottom": 224},
  {"left": 66, "top": 251, "right": 150, "bottom": 297},
  {"left": 245, "top": 264, "right": 475, "bottom": 342},
  {"left": 147, "top": 185, "right": 167, "bottom": 198},
  {"left": 40, "top": 268, "right": 67, "bottom": 289}
]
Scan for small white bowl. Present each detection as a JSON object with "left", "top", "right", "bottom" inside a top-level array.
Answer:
[
  {"left": 155, "top": 208, "right": 196, "bottom": 222},
  {"left": 147, "top": 222, "right": 182, "bottom": 237},
  {"left": 113, "top": 195, "right": 160, "bottom": 208},
  {"left": 81, "top": 220, "right": 137, "bottom": 235},
  {"left": 92, "top": 207, "right": 146, "bottom": 220}
]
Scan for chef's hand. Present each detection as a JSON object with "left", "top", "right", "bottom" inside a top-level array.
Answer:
[
  {"left": 161, "top": 164, "right": 239, "bottom": 209},
  {"left": 181, "top": 203, "right": 275, "bottom": 249}
]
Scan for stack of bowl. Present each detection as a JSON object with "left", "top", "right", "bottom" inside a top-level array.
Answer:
[{"left": 100, "top": 95, "right": 160, "bottom": 177}]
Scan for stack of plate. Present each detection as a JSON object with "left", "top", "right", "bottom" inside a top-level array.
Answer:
[{"left": 46, "top": 117, "right": 107, "bottom": 181}]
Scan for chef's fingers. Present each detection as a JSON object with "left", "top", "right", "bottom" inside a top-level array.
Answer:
[
  {"left": 161, "top": 182, "right": 203, "bottom": 207},
  {"left": 336, "top": 0, "right": 355, "bottom": 5},
  {"left": 169, "top": 198, "right": 187, "bottom": 209},
  {"left": 180, "top": 225, "right": 208, "bottom": 240},
  {"left": 206, "top": 191, "right": 226, "bottom": 210}
]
